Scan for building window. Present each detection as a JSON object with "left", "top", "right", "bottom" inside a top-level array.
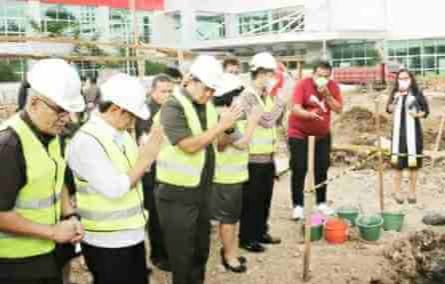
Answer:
[
  {"left": 0, "top": 2, "right": 27, "bottom": 36},
  {"left": 110, "top": 9, "right": 151, "bottom": 43},
  {"left": 331, "top": 42, "right": 379, "bottom": 67},
  {"left": 40, "top": 4, "right": 97, "bottom": 37},
  {"left": 387, "top": 39, "right": 445, "bottom": 75},
  {"left": 238, "top": 11, "right": 269, "bottom": 35},
  {"left": 196, "top": 15, "right": 225, "bottom": 40},
  {"left": 139, "top": 14, "right": 151, "bottom": 43},
  {"left": 236, "top": 7, "right": 304, "bottom": 36}
]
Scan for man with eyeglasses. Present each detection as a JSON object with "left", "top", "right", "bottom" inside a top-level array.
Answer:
[
  {"left": 66, "top": 73, "right": 164, "bottom": 284},
  {"left": 0, "top": 58, "right": 85, "bottom": 284},
  {"left": 135, "top": 74, "right": 174, "bottom": 272}
]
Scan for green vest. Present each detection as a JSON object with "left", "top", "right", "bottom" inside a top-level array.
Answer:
[
  {"left": 74, "top": 120, "right": 146, "bottom": 232},
  {"left": 0, "top": 114, "right": 65, "bottom": 258},
  {"left": 214, "top": 123, "right": 249, "bottom": 184},
  {"left": 156, "top": 91, "right": 218, "bottom": 187},
  {"left": 248, "top": 93, "right": 276, "bottom": 154}
]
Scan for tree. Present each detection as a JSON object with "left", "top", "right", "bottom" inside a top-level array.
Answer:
[
  {"left": 145, "top": 61, "right": 167, "bottom": 76},
  {"left": 0, "top": 62, "right": 20, "bottom": 82}
]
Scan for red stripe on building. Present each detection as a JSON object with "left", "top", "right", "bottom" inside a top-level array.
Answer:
[{"left": 40, "top": 0, "right": 164, "bottom": 11}]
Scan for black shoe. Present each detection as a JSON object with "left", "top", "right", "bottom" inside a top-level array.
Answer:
[
  {"left": 239, "top": 241, "right": 266, "bottom": 253},
  {"left": 152, "top": 258, "right": 171, "bottom": 272},
  {"left": 259, "top": 233, "right": 281, "bottom": 245},
  {"left": 220, "top": 248, "right": 247, "bottom": 273},
  {"left": 238, "top": 256, "right": 247, "bottom": 264}
]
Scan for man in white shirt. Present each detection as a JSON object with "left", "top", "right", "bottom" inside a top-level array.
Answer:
[{"left": 67, "top": 73, "right": 163, "bottom": 284}]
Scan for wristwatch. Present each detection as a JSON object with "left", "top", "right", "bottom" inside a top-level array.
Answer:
[{"left": 62, "top": 213, "right": 81, "bottom": 221}]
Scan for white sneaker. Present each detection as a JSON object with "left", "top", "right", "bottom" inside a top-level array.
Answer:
[
  {"left": 292, "top": 206, "right": 304, "bottom": 220},
  {"left": 317, "top": 203, "right": 335, "bottom": 216}
]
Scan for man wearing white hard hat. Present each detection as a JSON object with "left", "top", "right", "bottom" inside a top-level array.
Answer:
[
  {"left": 0, "top": 58, "right": 85, "bottom": 284},
  {"left": 67, "top": 73, "right": 163, "bottom": 284},
  {"left": 238, "top": 52, "right": 288, "bottom": 253},
  {"left": 155, "top": 55, "right": 241, "bottom": 284}
]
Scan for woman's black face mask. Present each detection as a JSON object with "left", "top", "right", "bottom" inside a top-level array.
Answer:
[{"left": 213, "top": 87, "right": 244, "bottom": 107}]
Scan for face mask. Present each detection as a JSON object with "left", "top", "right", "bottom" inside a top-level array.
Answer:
[
  {"left": 398, "top": 79, "right": 411, "bottom": 91},
  {"left": 314, "top": 77, "right": 328, "bottom": 88},
  {"left": 266, "top": 78, "right": 277, "bottom": 91}
]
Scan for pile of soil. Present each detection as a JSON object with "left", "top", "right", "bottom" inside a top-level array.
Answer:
[
  {"left": 371, "top": 230, "right": 445, "bottom": 284},
  {"left": 336, "top": 106, "right": 390, "bottom": 134},
  {"left": 423, "top": 128, "right": 445, "bottom": 149}
]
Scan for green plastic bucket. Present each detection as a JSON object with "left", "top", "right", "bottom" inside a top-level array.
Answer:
[
  {"left": 302, "top": 224, "right": 324, "bottom": 241},
  {"left": 356, "top": 215, "right": 383, "bottom": 242},
  {"left": 382, "top": 212, "right": 405, "bottom": 232},
  {"left": 337, "top": 206, "right": 360, "bottom": 227}
]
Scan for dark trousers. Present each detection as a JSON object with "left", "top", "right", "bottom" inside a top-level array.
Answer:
[
  {"left": 239, "top": 162, "right": 275, "bottom": 242},
  {"left": 142, "top": 174, "right": 168, "bottom": 263},
  {"left": 0, "top": 278, "right": 62, "bottom": 284},
  {"left": 155, "top": 183, "right": 211, "bottom": 284},
  {"left": 288, "top": 135, "right": 331, "bottom": 207},
  {"left": 81, "top": 242, "right": 149, "bottom": 284}
]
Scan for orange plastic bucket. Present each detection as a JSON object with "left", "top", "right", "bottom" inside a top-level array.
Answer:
[{"left": 324, "top": 218, "right": 348, "bottom": 244}]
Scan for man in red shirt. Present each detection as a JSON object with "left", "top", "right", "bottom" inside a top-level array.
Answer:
[{"left": 288, "top": 61, "right": 343, "bottom": 220}]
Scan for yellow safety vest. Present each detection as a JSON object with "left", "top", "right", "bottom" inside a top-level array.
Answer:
[
  {"left": 214, "top": 122, "right": 249, "bottom": 184},
  {"left": 0, "top": 114, "right": 65, "bottom": 258},
  {"left": 156, "top": 91, "right": 218, "bottom": 187},
  {"left": 242, "top": 92, "right": 276, "bottom": 155},
  {"left": 74, "top": 121, "right": 146, "bottom": 232}
]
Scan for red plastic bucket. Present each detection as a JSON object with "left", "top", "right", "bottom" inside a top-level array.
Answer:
[{"left": 324, "top": 218, "right": 348, "bottom": 244}]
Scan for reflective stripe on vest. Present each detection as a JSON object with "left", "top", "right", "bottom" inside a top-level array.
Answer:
[
  {"left": 156, "top": 90, "right": 218, "bottom": 187},
  {"left": 0, "top": 114, "right": 65, "bottom": 258},
  {"left": 249, "top": 93, "right": 276, "bottom": 154},
  {"left": 214, "top": 129, "right": 249, "bottom": 184},
  {"left": 15, "top": 192, "right": 62, "bottom": 210},
  {"left": 74, "top": 120, "right": 146, "bottom": 232}
]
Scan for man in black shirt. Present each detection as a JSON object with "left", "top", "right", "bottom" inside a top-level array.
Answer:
[{"left": 0, "top": 59, "right": 85, "bottom": 284}]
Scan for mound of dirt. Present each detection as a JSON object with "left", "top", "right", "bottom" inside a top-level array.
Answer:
[
  {"left": 336, "top": 106, "right": 390, "bottom": 133},
  {"left": 371, "top": 230, "right": 445, "bottom": 284}
]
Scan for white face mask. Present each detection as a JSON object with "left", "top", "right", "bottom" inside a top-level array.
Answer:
[{"left": 398, "top": 79, "right": 411, "bottom": 91}]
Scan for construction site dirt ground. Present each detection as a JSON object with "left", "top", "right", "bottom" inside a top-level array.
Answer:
[{"left": 64, "top": 90, "right": 445, "bottom": 283}]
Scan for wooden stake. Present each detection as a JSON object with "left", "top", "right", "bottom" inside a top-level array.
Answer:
[
  {"left": 374, "top": 96, "right": 385, "bottom": 212},
  {"left": 303, "top": 136, "right": 315, "bottom": 282},
  {"left": 177, "top": 49, "right": 185, "bottom": 70},
  {"left": 433, "top": 113, "right": 445, "bottom": 167}
]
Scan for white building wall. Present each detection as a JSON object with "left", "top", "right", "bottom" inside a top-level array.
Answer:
[
  {"left": 385, "top": 0, "right": 445, "bottom": 39},
  {"left": 304, "top": 0, "right": 386, "bottom": 33},
  {"left": 164, "top": 0, "right": 304, "bottom": 14},
  {"left": 150, "top": 12, "right": 180, "bottom": 47},
  {"left": 329, "top": 0, "right": 386, "bottom": 32}
]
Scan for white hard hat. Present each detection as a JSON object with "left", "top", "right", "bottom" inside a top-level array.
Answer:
[
  {"left": 215, "top": 73, "right": 244, "bottom": 97},
  {"left": 189, "top": 55, "right": 223, "bottom": 90},
  {"left": 249, "top": 52, "right": 277, "bottom": 71},
  {"left": 27, "top": 58, "right": 85, "bottom": 112},
  {"left": 100, "top": 73, "right": 150, "bottom": 120}
]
